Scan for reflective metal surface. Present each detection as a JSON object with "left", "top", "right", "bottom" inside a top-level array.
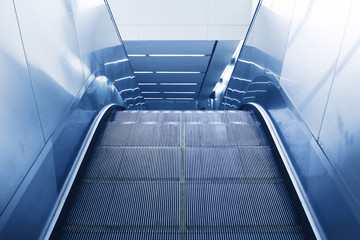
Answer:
[
  {"left": 319, "top": 0, "right": 360, "bottom": 213},
  {"left": 0, "top": 76, "right": 123, "bottom": 239},
  {"left": 220, "top": 0, "right": 295, "bottom": 110},
  {"left": 280, "top": 0, "right": 352, "bottom": 136},
  {"left": 0, "top": 0, "right": 45, "bottom": 215},
  {"left": 71, "top": 0, "right": 146, "bottom": 110},
  {"left": 14, "top": 0, "right": 85, "bottom": 139},
  {"left": 220, "top": 0, "right": 360, "bottom": 238},
  {"left": 0, "top": 0, "right": 141, "bottom": 238}
]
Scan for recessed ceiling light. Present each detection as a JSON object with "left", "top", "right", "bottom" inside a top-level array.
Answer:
[
  {"left": 128, "top": 54, "right": 147, "bottom": 57},
  {"left": 149, "top": 54, "right": 206, "bottom": 57},
  {"left": 166, "top": 98, "right": 195, "bottom": 100},
  {"left": 156, "top": 71, "right": 201, "bottom": 74},
  {"left": 138, "top": 83, "right": 157, "bottom": 85},
  {"left": 160, "top": 83, "right": 198, "bottom": 86},
  {"left": 163, "top": 92, "right": 197, "bottom": 94},
  {"left": 134, "top": 71, "right": 153, "bottom": 74}
]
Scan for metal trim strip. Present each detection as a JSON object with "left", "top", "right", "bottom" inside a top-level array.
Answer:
[
  {"left": 42, "top": 104, "right": 120, "bottom": 240},
  {"left": 241, "top": 102, "right": 323, "bottom": 240}
]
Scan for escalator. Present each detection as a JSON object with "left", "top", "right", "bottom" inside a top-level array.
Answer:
[{"left": 50, "top": 110, "right": 315, "bottom": 239}]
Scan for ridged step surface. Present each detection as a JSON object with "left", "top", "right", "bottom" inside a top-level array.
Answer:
[{"left": 51, "top": 110, "right": 311, "bottom": 239}]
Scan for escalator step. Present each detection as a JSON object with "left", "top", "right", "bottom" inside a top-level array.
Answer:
[
  {"left": 127, "top": 123, "right": 180, "bottom": 146},
  {"left": 51, "top": 110, "right": 312, "bottom": 239},
  {"left": 102, "top": 231, "right": 180, "bottom": 240},
  {"left": 84, "top": 147, "right": 180, "bottom": 179},
  {"left": 117, "top": 147, "right": 180, "bottom": 180},
  {"left": 185, "top": 146, "right": 280, "bottom": 179},
  {"left": 186, "top": 229, "right": 305, "bottom": 240},
  {"left": 62, "top": 182, "right": 179, "bottom": 230},
  {"left": 185, "top": 123, "right": 266, "bottom": 146},
  {"left": 99, "top": 123, "right": 180, "bottom": 146},
  {"left": 185, "top": 182, "right": 299, "bottom": 227},
  {"left": 185, "top": 111, "right": 227, "bottom": 123},
  {"left": 107, "top": 182, "right": 179, "bottom": 227},
  {"left": 59, "top": 229, "right": 306, "bottom": 240},
  {"left": 184, "top": 110, "right": 257, "bottom": 124},
  {"left": 65, "top": 182, "right": 114, "bottom": 226},
  {"left": 83, "top": 147, "right": 124, "bottom": 178},
  {"left": 97, "top": 123, "right": 133, "bottom": 146},
  {"left": 225, "top": 110, "right": 258, "bottom": 124},
  {"left": 112, "top": 111, "right": 181, "bottom": 123}
]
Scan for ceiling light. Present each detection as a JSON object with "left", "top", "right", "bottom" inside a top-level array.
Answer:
[
  {"left": 166, "top": 98, "right": 195, "bottom": 100},
  {"left": 128, "top": 54, "right": 147, "bottom": 57},
  {"left": 134, "top": 71, "right": 153, "bottom": 74},
  {"left": 160, "top": 83, "right": 198, "bottom": 86},
  {"left": 142, "top": 92, "right": 161, "bottom": 94},
  {"left": 163, "top": 92, "right": 197, "bottom": 94},
  {"left": 149, "top": 54, "right": 206, "bottom": 57},
  {"left": 156, "top": 71, "right": 201, "bottom": 74},
  {"left": 138, "top": 83, "right": 157, "bottom": 85}
]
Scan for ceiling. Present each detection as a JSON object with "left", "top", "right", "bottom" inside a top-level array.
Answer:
[
  {"left": 108, "top": 0, "right": 254, "bottom": 41},
  {"left": 123, "top": 40, "right": 239, "bottom": 109}
]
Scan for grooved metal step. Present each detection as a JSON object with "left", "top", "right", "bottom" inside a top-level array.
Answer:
[{"left": 51, "top": 110, "right": 313, "bottom": 239}]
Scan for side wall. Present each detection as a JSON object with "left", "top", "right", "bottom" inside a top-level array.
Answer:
[
  {"left": 0, "top": 0, "right": 144, "bottom": 238},
  {"left": 221, "top": 0, "right": 360, "bottom": 238}
]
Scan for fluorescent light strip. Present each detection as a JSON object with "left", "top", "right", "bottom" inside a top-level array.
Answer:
[
  {"left": 166, "top": 98, "right": 195, "bottom": 100},
  {"left": 144, "top": 98, "right": 163, "bottom": 100},
  {"left": 163, "top": 92, "right": 196, "bottom": 94},
  {"left": 134, "top": 71, "right": 153, "bottom": 74},
  {"left": 128, "top": 54, "right": 146, "bottom": 57},
  {"left": 142, "top": 92, "right": 161, "bottom": 94},
  {"left": 149, "top": 54, "right": 206, "bottom": 57},
  {"left": 119, "top": 88, "right": 133, "bottom": 93},
  {"left": 114, "top": 76, "right": 134, "bottom": 82},
  {"left": 104, "top": 59, "right": 129, "bottom": 65},
  {"left": 160, "top": 83, "right": 198, "bottom": 86},
  {"left": 138, "top": 83, "right": 157, "bottom": 86},
  {"left": 156, "top": 71, "right": 201, "bottom": 74}
]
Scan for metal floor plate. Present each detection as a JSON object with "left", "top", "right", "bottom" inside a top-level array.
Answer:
[{"left": 51, "top": 110, "right": 310, "bottom": 239}]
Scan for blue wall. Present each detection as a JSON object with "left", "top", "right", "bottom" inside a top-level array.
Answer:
[
  {"left": 221, "top": 0, "right": 360, "bottom": 238},
  {"left": 0, "top": 0, "right": 144, "bottom": 238}
]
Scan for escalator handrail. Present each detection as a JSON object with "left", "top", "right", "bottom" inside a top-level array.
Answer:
[
  {"left": 42, "top": 104, "right": 123, "bottom": 240},
  {"left": 241, "top": 102, "right": 323, "bottom": 240}
]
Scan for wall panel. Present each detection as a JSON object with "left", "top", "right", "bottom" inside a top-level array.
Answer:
[
  {"left": 0, "top": 0, "right": 45, "bottom": 214},
  {"left": 319, "top": 0, "right": 360, "bottom": 206}
]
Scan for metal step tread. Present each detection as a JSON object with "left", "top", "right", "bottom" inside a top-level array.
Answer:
[{"left": 51, "top": 110, "right": 312, "bottom": 239}]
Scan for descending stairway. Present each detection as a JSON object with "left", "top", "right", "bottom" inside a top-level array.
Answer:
[{"left": 51, "top": 110, "right": 314, "bottom": 239}]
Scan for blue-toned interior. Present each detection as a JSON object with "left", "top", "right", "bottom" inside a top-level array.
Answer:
[
  {"left": 0, "top": 0, "right": 144, "bottom": 238},
  {"left": 220, "top": 0, "right": 360, "bottom": 238},
  {"left": 1, "top": 0, "right": 360, "bottom": 239}
]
